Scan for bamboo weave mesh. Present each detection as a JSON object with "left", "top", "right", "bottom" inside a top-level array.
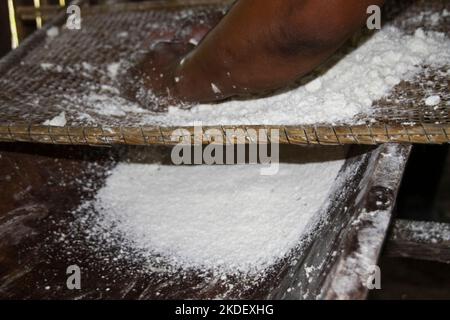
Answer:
[{"left": 0, "top": 0, "right": 448, "bottom": 146}]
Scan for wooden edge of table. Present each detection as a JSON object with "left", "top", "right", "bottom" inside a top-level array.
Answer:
[
  {"left": 319, "top": 143, "right": 412, "bottom": 300},
  {"left": 384, "top": 219, "right": 450, "bottom": 264},
  {"left": 0, "top": 123, "right": 448, "bottom": 146},
  {"left": 262, "top": 143, "right": 411, "bottom": 300}
]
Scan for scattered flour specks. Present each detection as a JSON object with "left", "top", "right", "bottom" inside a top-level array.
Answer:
[
  {"left": 107, "top": 62, "right": 122, "bottom": 80},
  {"left": 46, "top": 26, "right": 59, "bottom": 39},
  {"left": 211, "top": 83, "right": 222, "bottom": 94},
  {"left": 424, "top": 95, "right": 441, "bottom": 106},
  {"left": 40, "top": 63, "right": 63, "bottom": 72}
]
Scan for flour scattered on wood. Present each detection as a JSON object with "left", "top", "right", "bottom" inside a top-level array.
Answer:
[
  {"left": 188, "top": 38, "right": 199, "bottom": 46},
  {"left": 78, "top": 151, "right": 346, "bottom": 274},
  {"left": 391, "top": 219, "right": 450, "bottom": 244},
  {"left": 211, "top": 83, "right": 222, "bottom": 95}
]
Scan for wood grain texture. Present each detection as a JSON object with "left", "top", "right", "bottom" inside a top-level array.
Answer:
[
  {"left": 385, "top": 219, "right": 450, "bottom": 264},
  {"left": 321, "top": 144, "right": 412, "bottom": 300},
  {"left": 0, "top": 143, "right": 410, "bottom": 299}
]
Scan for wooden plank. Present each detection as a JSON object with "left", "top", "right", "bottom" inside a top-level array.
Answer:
[
  {"left": 266, "top": 144, "right": 412, "bottom": 300},
  {"left": 0, "top": 142, "right": 410, "bottom": 299},
  {"left": 84, "top": 0, "right": 234, "bottom": 15},
  {"left": 384, "top": 219, "right": 450, "bottom": 264},
  {"left": 16, "top": 5, "right": 62, "bottom": 21},
  {"left": 318, "top": 144, "right": 412, "bottom": 300}
]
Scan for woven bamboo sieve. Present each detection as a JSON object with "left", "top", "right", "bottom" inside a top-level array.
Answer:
[
  {"left": 0, "top": 123, "right": 449, "bottom": 146},
  {"left": 0, "top": 0, "right": 449, "bottom": 147}
]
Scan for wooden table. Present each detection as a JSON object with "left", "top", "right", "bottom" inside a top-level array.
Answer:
[{"left": 0, "top": 142, "right": 411, "bottom": 299}]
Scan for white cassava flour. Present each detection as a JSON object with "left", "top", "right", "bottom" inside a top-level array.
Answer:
[
  {"left": 86, "top": 149, "right": 347, "bottom": 273},
  {"left": 41, "top": 11, "right": 450, "bottom": 127},
  {"left": 148, "top": 26, "right": 450, "bottom": 126}
]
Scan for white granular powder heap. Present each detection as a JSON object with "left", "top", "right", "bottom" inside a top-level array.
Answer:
[
  {"left": 143, "top": 26, "right": 450, "bottom": 126},
  {"left": 90, "top": 151, "right": 346, "bottom": 273}
]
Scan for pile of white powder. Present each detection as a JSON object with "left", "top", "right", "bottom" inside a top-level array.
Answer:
[{"left": 84, "top": 148, "right": 347, "bottom": 274}]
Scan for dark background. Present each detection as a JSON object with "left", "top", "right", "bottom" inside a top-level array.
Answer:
[{"left": 0, "top": 1, "right": 12, "bottom": 58}]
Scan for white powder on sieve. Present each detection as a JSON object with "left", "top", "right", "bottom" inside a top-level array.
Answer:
[
  {"left": 32, "top": 10, "right": 450, "bottom": 127},
  {"left": 424, "top": 95, "right": 441, "bottom": 106},
  {"left": 84, "top": 93, "right": 147, "bottom": 116},
  {"left": 88, "top": 152, "right": 346, "bottom": 273},
  {"left": 144, "top": 26, "right": 449, "bottom": 126},
  {"left": 43, "top": 111, "right": 66, "bottom": 126}
]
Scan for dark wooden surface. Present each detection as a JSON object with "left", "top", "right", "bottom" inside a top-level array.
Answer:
[
  {"left": 321, "top": 144, "right": 412, "bottom": 300},
  {"left": 369, "top": 256, "right": 450, "bottom": 299},
  {"left": 0, "top": 142, "right": 410, "bottom": 299},
  {"left": 385, "top": 219, "right": 450, "bottom": 264}
]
